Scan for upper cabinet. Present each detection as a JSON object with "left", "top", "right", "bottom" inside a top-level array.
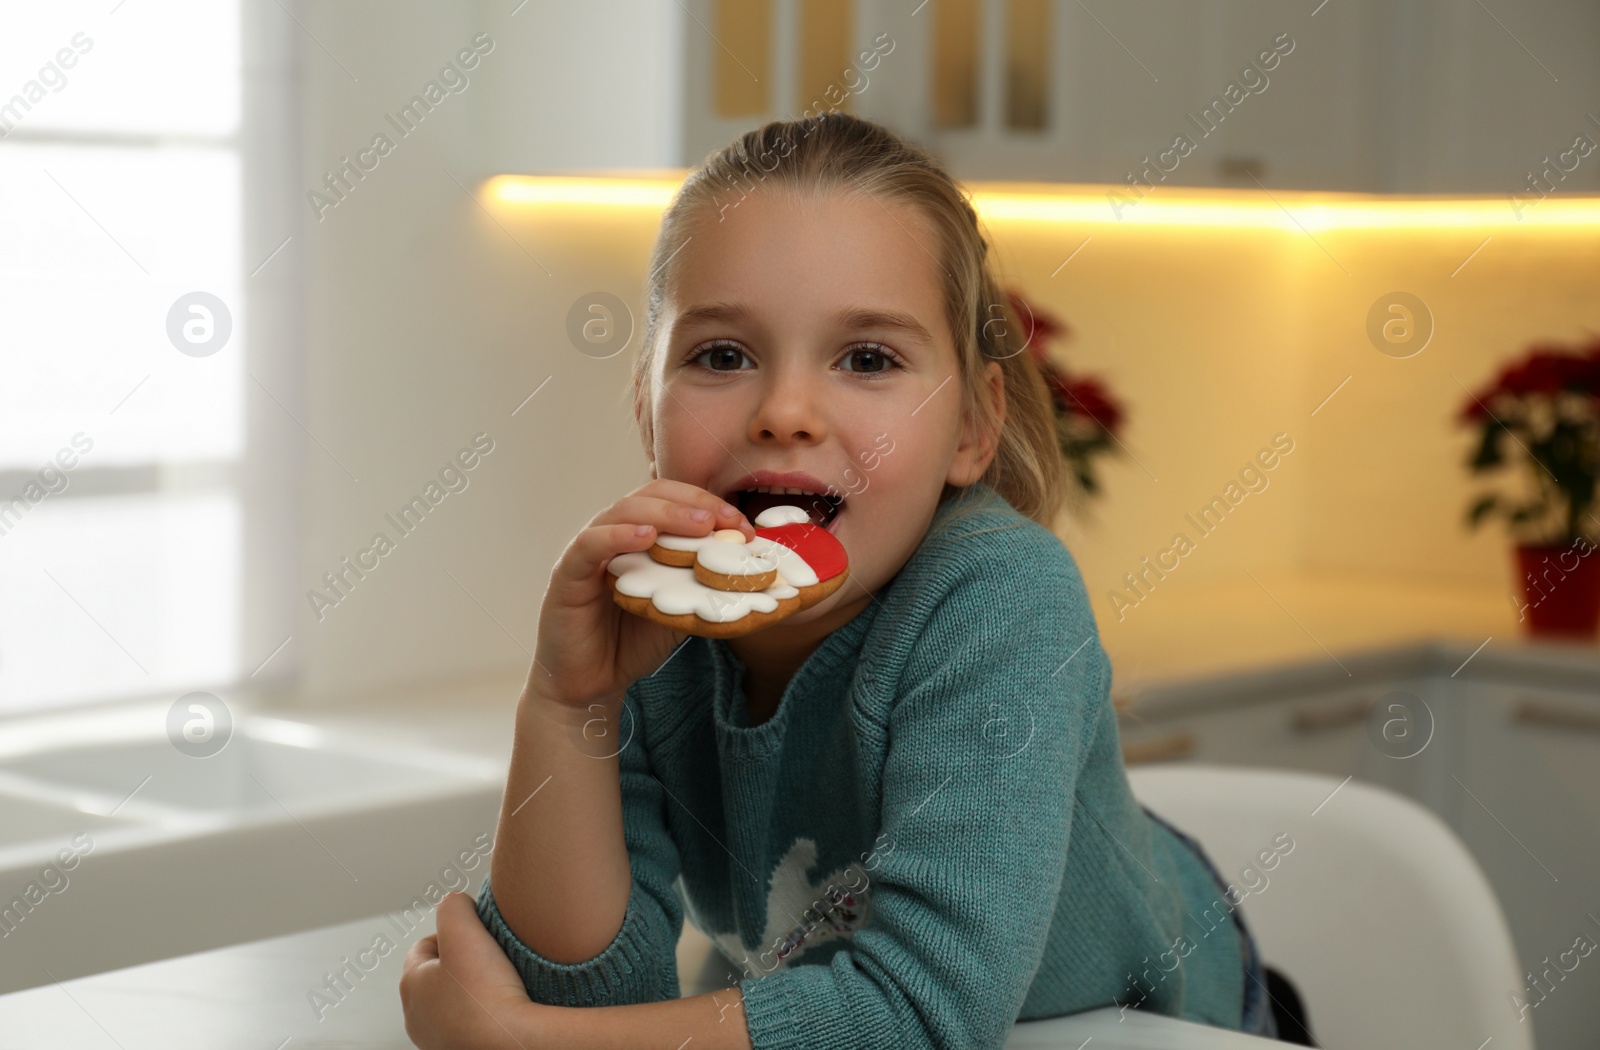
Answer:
[{"left": 675, "top": 0, "right": 1600, "bottom": 194}]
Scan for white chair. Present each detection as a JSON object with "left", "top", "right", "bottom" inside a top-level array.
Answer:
[{"left": 1126, "top": 764, "right": 1533, "bottom": 1050}]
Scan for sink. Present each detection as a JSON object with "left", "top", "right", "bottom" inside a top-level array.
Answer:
[
  {"left": 0, "top": 705, "right": 506, "bottom": 995},
  {"left": 0, "top": 792, "right": 136, "bottom": 850},
  {"left": 0, "top": 718, "right": 486, "bottom": 821}
]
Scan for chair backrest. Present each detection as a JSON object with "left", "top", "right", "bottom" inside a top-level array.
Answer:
[{"left": 1127, "top": 764, "right": 1532, "bottom": 1050}]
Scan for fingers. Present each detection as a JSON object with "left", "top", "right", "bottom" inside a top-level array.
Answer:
[
  {"left": 548, "top": 482, "right": 763, "bottom": 614},
  {"left": 404, "top": 933, "right": 440, "bottom": 969},
  {"left": 555, "top": 491, "right": 753, "bottom": 593},
  {"left": 629, "top": 479, "right": 750, "bottom": 521},
  {"left": 432, "top": 892, "right": 531, "bottom": 1001},
  {"left": 432, "top": 891, "right": 477, "bottom": 955},
  {"left": 552, "top": 521, "right": 665, "bottom": 590},
  {"left": 591, "top": 494, "right": 748, "bottom": 537}
]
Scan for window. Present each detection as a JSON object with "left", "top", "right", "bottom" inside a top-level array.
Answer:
[{"left": 0, "top": 1, "right": 292, "bottom": 715}]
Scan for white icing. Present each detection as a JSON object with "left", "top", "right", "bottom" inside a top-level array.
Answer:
[
  {"left": 697, "top": 542, "right": 778, "bottom": 576},
  {"left": 754, "top": 504, "right": 812, "bottom": 528},
  {"left": 746, "top": 537, "right": 818, "bottom": 587},
  {"left": 609, "top": 551, "right": 799, "bottom": 622}
]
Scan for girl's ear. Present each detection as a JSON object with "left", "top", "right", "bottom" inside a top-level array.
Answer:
[{"left": 947, "top": 360, "right": 1005, "bottom": 487}]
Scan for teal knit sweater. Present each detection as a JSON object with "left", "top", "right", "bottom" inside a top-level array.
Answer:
[{"left": 478, "top": 482, "right": 1248, "bottom": 1048}]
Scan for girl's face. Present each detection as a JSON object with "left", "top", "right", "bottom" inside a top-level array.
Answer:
[{"left": 643, "top": 187, "right": 1001, "bottom": 625}]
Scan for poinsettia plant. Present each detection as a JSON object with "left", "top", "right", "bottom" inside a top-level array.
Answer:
[
  {"left": 1458, "top": 334, "right": 1600, "bottom": 546},
  {"left": 1006, "top": 289, "right": 1126, "bottom": 506}
]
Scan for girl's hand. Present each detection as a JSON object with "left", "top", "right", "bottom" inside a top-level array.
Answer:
[
  {"left": 399, "top": 892, "right": 541, "bottom": 1049},
  {"left": 528, "top": 479, "right": 750, "bottom": 710}
]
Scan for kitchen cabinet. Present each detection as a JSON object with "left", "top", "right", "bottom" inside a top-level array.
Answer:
[
  {"left": 1452, "top": 680, "right": 1600, "bottom": 1050},
  {"left": 1117, "top": 647, "right": 1600, "bottom": 1050},
  {"left": 664, "top": 0, "right": 1600, "bottom": 193},
  {"left": 1119, "top": 676, "right": 1448, "bottom": 807},
  {"left": 496, "top": 0, "right": 1600, "bottom": 193},
  {"left": 1190, "top": 683, "right": 1423, "bottom": 790}
]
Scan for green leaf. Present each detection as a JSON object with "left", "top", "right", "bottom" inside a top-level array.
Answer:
[
  {"left": 1468, "top": 422, "right": 1505, "bottom": 470},
  {"left": 1465, "top": 494, "right": 1499, "bottom": 529}
]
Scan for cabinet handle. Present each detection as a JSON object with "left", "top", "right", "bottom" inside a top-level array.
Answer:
[
  {"left": 1512, "top": 698, "right": 1600, "bottom": 735},
  {"left": 1122, "top": 731, "right": 1197, "bottom": 765},
  {"left": 1290, "top": 697, "right": 1373, "bottom": 733}
]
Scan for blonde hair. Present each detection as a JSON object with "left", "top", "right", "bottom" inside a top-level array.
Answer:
[{"left": 632, "top": 113, "right": 1066, "bottom": 527}]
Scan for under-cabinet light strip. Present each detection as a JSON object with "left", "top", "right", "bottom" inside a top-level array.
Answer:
[{"left": 483, "top": 174, "right": 1600, "bottom": 230}]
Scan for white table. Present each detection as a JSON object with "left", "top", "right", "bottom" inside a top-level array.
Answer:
[{"left": 0, "top": 906, "right": 1281, "bottom": 1048}]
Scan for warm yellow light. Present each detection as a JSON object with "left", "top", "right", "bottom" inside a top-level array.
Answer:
[
  {"left": 484, "top": 174, "right": 681, "bottom": 209},
  {"left": 483, "top": 172, "right": 1600, "bottom": 230},
  {"left": 974, "top": 185, "right": 1600, "bottom": 230}
]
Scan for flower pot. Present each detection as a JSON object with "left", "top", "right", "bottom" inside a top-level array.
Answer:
[{"left": 1514, "top": 543, "right": 1600, "bottom": 638}]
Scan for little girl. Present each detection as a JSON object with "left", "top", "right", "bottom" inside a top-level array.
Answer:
[{"left": 403, "top": 113, "right": 1279, "bottom": 1048}]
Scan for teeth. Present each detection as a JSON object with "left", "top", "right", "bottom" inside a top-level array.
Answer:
[{"left": 751, "top": 485, "right": 817, "bottom": 496}]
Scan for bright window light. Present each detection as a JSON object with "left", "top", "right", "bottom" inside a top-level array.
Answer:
[
  {"left": 0, "top": 1, "right": 240, "bottom": 138},
  {"left": 0, "top": 494, "right": 239, "bottom": 712},
  {"left": 0, "top": 1, "right": 246, "bottom": 715},
  {"left": 0, "top": 144, "right": 243, "bottom": 468}
]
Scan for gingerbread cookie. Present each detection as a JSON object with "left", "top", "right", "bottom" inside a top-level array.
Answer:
[{"left": 608, "top": 504, "right": 850, "bottom": 638}]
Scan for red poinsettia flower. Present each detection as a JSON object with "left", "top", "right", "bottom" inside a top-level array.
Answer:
[
  {"left": 1459, "top": 334, "right": 1600, "bottom": 545},
  {"left": 1506, "top": 343, "right": 1600, "bottom": 395},
  {"left": 1503, "top": 349, "right": 1580, "bottom": 394},
  {"left": 1459, "top": 336, "right": 1600, "bottom": 422},
  {"left": 1005, "top": 289, "right": 1124, "bottom": 438},
  {"left": 1003, "top": 288, "right": 1132, "bottom": 506},
  {"left": 1050, "top": 374, "right": 1124, "bottom": 434}
]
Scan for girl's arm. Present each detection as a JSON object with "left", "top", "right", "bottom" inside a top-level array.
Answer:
[
  {"left": 486, "top": 689, "right": 633, "bottom": 964},
  {"left": 472, "top": 481, "right": 748, "bottom": 1006},
  {"left": 477, "top": 691, "right": 689, "bottom": 1006}
]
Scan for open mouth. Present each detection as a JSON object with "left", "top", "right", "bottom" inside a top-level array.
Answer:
[{"left": 731, "top": 485, "right": 844, "bottom": 531}]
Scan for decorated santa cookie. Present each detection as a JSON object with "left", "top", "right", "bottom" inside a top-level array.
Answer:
[{"left": 607, "top": 504, "right": 849, "bottom": 638}]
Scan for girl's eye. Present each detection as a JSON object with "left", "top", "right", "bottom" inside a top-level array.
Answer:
[
  {"left": 689, "top": 341, "right": 753, "bottom": 371},
  {"left": 838, "top": 343, "right": 902, "bottom": 375}
]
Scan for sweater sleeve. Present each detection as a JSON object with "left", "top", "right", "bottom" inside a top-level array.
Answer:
[
  {"left": 475, "top": 693, "right": 686, "bottom": 1006},
  {"left": 736, "top": 542, "right": 1110, "bottom": 1050}
]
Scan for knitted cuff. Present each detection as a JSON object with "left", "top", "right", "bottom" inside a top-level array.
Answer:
[{"left": 475, "top": 874, "right": 670, "bottom": 1007}]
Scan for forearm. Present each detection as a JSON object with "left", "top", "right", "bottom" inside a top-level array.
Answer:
[
  {"left": 489, "top": 689, "right": 633, "bottom": 964},
  {"left": 514, "top": 986, "right": 754, "bottom": 1050}
]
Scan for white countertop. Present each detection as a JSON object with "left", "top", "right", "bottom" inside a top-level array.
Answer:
[
  {"left": 0, "top": 897, "right": 1281, "bottom": 1049},
  {"left": 1097, "top": 566, "right": 1598, "bottom": 692}
]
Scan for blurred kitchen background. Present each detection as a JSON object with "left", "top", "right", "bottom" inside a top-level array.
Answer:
[{"left": 2, "top": 1, "right": 1598, "bottom": 1046}]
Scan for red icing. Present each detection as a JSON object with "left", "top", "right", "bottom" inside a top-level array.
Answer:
[{"left": 755, "top": 522, "right": 847, "bottom": 582}]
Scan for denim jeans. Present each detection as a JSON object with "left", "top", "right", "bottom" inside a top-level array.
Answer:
[{"left": 1140, "top": 805, "right": 1279, "bottom": 1040}]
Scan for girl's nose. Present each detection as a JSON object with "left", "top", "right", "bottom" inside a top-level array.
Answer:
[{"left": 748, "top": 372, "right": 827, "bottom": 446}]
